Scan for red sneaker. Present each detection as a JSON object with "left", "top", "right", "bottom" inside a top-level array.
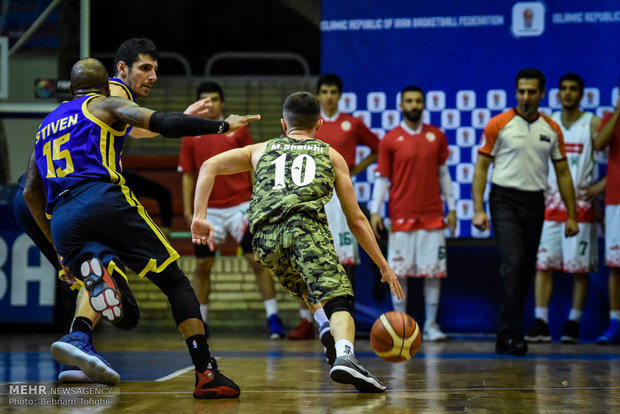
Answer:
[
  {"left": 287, "top": 319, "right": 315, "bottom": 340},
  {"left": 193, "top": 359, "right": 240, "bottom": 399}
]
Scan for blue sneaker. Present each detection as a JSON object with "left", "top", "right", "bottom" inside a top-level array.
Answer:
[
  {"left": 58, "top": 364, "right": 91, "bottom": 383},
  {"left": 596, "top": 319, "right": 620, "bottom": 345},
  {"left": 267, "top": 314, "right": 285, "bottom": 339},
  {"left": 51, "top": 331, "right": 120, "bottom": 385}
]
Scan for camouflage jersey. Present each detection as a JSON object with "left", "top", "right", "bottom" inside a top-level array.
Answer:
[{"left": 249, "top": 136, "right": 335, "bottom": 233}]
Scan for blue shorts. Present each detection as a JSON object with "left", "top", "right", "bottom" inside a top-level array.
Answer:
[{"left": 51, "top": 181, "right": 179, "bottom": 278}]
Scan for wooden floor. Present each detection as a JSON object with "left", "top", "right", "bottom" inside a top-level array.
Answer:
[{"left": 1, "top": 328, "right": 619, "bottom": 413}]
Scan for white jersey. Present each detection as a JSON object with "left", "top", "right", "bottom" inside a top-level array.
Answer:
[{"left": 545, "top": 111, "right": 596, "bottom": 222}]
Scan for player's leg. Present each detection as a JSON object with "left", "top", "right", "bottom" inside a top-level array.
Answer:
[
  {"left": 147, "top": 263, "right": 239, "bottom": 399},
  {"left": 417, "top": 229, "right": 448, "bottom": 341},
  {"left": 192, "top": 250, "right": 215, "bottom": 325},
  {"left": 239, "top": 227, "right": 284, "bottom": 339},
  {"left": 597, "top": 205, "right": 620, "bottom": 344}
]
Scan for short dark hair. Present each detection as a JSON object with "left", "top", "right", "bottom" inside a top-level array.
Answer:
[
  {"left": 316, "top": 73, "right": 343, "bottom": 94},
  {"left": 401, "top": 85, "right": 425, "bottom": 99},
  {"left": 516, "top": 68, "right": 546, "bottom": 91},
  {"left": 559, "top": 73, "right": 585, "bottom": 92},
  {"left": 114, "top": 38, "right": 159, "bottom": 72},
  {"left": 196, "top": 81, "right": 224, "bottom": 101},
  {"left": 282, "top": 91, "right": 320, "bottom": 130}
]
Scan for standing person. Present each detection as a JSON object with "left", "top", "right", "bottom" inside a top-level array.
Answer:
[
  {"left": 24, "top": 38, "right": 213, "bottom": 384},
  {"left": 284, "top": 73, "right": 380, "bottom": 341},
  {"left": 525, "top": 73, "right": 603, "bottom": 344},
  {"left": 593, "top": 78, "right": 620, "bottom": 344},
  {"left": 369, "top": 85, "right": 456, "bottom": 341},
  {"left": 191, "top": 91, "right": 404, "bottom": 393},
  {"left": 472, "top": 68, "right": 579, "bottom": 356},
  {"left": 178, "top": 81, "right": 285, "bottom": 339},
  {"left": 33, "top": 57, "right": 259, "bottom": 398}
]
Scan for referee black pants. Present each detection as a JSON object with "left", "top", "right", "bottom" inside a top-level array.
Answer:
[{"left": 490, "top": 184, "right": 545, "bottom": 341}]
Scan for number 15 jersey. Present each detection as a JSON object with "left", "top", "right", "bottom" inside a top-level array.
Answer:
[
  {"left": 249, "top": 136, "right": 334, "bottom": 233},
  {"left": 34, "top": 94, "right": 128, "bottom": 214}
]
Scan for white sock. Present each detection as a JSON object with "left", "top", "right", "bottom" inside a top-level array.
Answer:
[
  {"left": 300, "top": 308, "right": 313, "bottom": 322},
  {"left": 611, "top": 310, "right": 620, "bottom": 321},
  {"left": 535, "top": 307, "right": 549, "bottom": 323},
  {"left": 391, "top": 278, "right": 408, "bottom": 313},
  {"left": 424, "top": 278, "right": 441, "bottom": 326},
  {"left": 199, "top": 304, "right": 208, "bottom": 323},
  {"left": 568, "top": 308, "right": 582, "bottom": 322},
  {"left": 264, "top": 298, "right": 278, "bottom": 318},
  {"left": 335, "top": 339, "right": 354, "bottom": 357},
  {"left": 314, "top": 308, "right": 329, "bottom": 326}
]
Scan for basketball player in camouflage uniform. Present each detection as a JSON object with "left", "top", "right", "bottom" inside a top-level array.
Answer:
[{"left": 192, "top": 91, "right": 404, "bottom": 393}]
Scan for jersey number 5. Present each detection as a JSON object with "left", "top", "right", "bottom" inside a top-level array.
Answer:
[
  {"left": 42, "top": 133, "right": 75, "bottom": 178},
  {"left": 271, "top": 153, "right": 316, "bottom": 189}
]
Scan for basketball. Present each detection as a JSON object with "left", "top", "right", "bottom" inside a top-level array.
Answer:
[{"left": 370, "top": 311, "right": 421, "bottom": 362}]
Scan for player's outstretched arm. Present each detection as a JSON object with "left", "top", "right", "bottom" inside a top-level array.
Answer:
[{"left": 331, "top": 148, "right": 404, "bottom": 300}]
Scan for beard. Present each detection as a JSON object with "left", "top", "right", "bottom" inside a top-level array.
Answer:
[{"left": 403, "top": 109, "right": 422, "bottom": 123}]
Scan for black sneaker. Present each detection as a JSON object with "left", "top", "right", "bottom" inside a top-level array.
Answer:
[
  {"left": 329, "top": 354, "right": 386, "bottom": 393},
  {"left": 82, "top": 258, "right": 139, "bottom": 330},
  {"left": 319, "top": 322, "right": 336, "bottom": 366},
  {"left": 524, "top": 318, "right": 551, "bottom": 342},
  {"left": 193, "top": 358, "right": 240, "bottom": 399},
  {"left": 560, "top": 320, "right": 580, "bottom": 344},
  {"left": 495, "top": 337, "right": 528, "bottom": 356}
]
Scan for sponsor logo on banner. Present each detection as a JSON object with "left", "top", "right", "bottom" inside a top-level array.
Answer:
[
  {"left": 471, "top": 109, "right": 490, "bottom": 128},
  {"left": 441, "top": 109, "right": 460, "bottom": 129},
  {"left": 426, "top": 90, "right": 446, "bottom": 111},
  {"left": 381, "top": 110, "right": 400, "bottom": 129},
  {"left": 511, "top": 2, "right": 545, "bottom": 37},
  {"left": 367, "top": 92, "right": 386, "bottom": 112},
  {"left": 456, "top": 163, "right": 474, "bottom": 183},
  {"left": 456, "top": 200, "right": 474, "bottom": 220},
  {"left": 354, "top": 182, "right": 371, "bottom": 202},
  {"left": 353, "top": 110, "right": 371, "bottom": 127},
  {"left": 371, "top": 128, "right": 385, "bottom": 140},
  {"left": 447, "top": 145, "right": 460, "bottom": 165},
  {"left": 456, "top": 90, "right": 476, "bottom": 110},
  {"left": 613, "top": 87, "right": 619, "bottom": 105},
  {"left": 582, "top": 88, "right": 599, "bottom": 108},
  {"left": 471, "top": 146, "right": 480, "bottom": 164},
  {"left": 548, "top": 88, "right": 561, "bottom": 109},
  {"left": 339, "top": 93, "right": 357, "bottom": 113},
  {"left": 457, "top": 127, "right": 476, "bottom": 147},
  {"left": 356, "top": 146, "right": 371, "bottom": 164},
  {"left": 366, "top": 164, "right": 378, "bottom": 182},
  {"left": 486, "top": 89, "right": 506, "bottom": 110}
]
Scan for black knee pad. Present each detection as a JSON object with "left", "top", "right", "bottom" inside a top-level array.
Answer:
[
  {"left": 323, "top": 295, "right": 354, "bottom": 319},
  {"left": 147, "top": 263, "right": 201, "bottom": 326}
]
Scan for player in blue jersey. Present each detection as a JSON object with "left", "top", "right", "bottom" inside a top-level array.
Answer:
[{"left": 32, "top": 57, "right": 258, "bottom": 398}]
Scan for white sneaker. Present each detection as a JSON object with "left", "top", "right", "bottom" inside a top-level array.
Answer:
[{"left": 423, "top": 322, "right": 447, "bottom": 341}]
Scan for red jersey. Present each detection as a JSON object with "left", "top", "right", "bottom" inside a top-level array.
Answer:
[
  {"left": 376, "top": 123, "right": 448, "bottom": 231},
  {"left": 178, "top": 127, "right": 253, "bottom": 208},
  {"left": 599, "top": 112, "right": 620, "bottom": 205},
  {"left": 316, "top": 112, "right": 379, "bottom": 169}
]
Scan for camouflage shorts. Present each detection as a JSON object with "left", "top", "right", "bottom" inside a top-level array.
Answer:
[{"left": 252, "top": 215, "right": 353, "bottom": 304}]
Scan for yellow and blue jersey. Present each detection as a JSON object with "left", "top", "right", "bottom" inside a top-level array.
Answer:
[{"left": 34, "top": 93, "right": 129, "bottom": 213}]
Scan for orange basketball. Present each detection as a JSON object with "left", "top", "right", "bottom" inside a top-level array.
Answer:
[{"left": 370, "top": 311, "right": 421, "bottom": 362}]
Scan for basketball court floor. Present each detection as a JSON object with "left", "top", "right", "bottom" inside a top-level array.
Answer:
[{"left": 1, "top": 327, "right": 619, "bottom": 413}]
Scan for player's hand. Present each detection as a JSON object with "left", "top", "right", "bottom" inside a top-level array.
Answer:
[
  {"left": 225, "top": 114, "right": 261, "bottom": 133},
  {"left": 446, "top": 210, "right": 457, "bottom": 236},
  {"left": 581, "top": 181, "right": 605, "bottom": 200},
  {"left": 191, "top": 218, "right": 214, "bottom": 250},
  {"left": 370, "top": 213, "right": 384, "bottom": 239},
  {"left": 380, "top": 266, "right": 404, "bottom": 301},
  {"left": 184, "top": 97, "right": 213, "bottom": 118},
  {"left": 472, "top": 211, "right": 489, "bottom": 231},
  {"left": 564, "top": 218, "right": 579, "bottom": 237}
]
